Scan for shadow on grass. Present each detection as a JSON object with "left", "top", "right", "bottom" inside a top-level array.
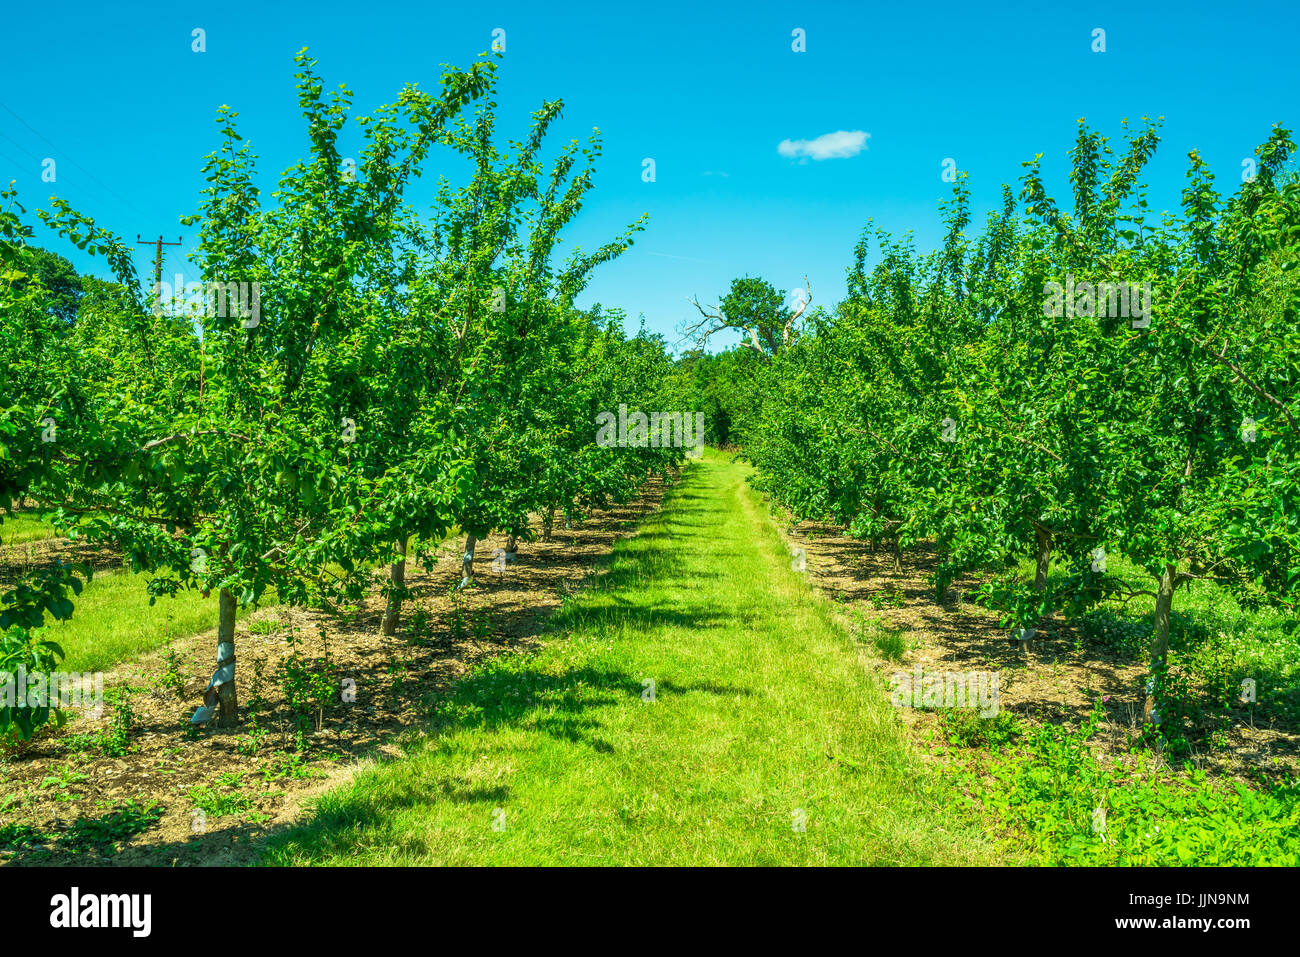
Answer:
[
  {"left": 254, "top": 458, "right": 760, "bottom": 860},
  {"left": 256, "top": 659, "right": 756, "bottom": 860}
]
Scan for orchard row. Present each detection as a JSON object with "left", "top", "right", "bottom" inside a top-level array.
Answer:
[
  {"left": 0, "top": 52, "right": 685, "bottom": 737},
  {"left": 724, "top": 119, "right": 1300, "bottom": 741}
]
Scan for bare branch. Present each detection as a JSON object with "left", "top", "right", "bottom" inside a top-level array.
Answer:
[
  {"left": 1199, "top": 336, "right": 1300, "bottom": 438},
  {"left": 783, "top": 275, "right": 812, "bottom": 345},
  {"left": 141, "top": 429, "right": 252, "bottom": 452},
  {"left": 684, "top": 295, "right": 764, "bottom": 353}
]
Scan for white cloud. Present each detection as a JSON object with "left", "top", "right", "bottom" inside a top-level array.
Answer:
[{"left": 777, "top": 130, "right": 870, "bottom": 161}]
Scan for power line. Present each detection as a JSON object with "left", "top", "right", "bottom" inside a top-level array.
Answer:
[
  {"left": 0, "top": 104, "right": 204, "bottom": 292},
  {"left": 0, "top": 144, "right": 31, "bottom": 174},
  {"left": 0, "top": 100, "right": 154, "bottom": 220},
  {"left": 0, "top": 121, "right": 143, "bottom": 237},
  {"left": 0, "top": 127, "right": 42, "bottom": 163}
]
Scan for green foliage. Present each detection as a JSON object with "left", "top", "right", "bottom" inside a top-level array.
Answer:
[
  {"left": 663, "top": 347, "right": 762, "bottom": 447},
  {"left": 64, "top": 799, "right": 163, "bottom": 852},
  {"left": 0, "top": 49, "right": 671, "bottom": 731},
  {"left": 956, "top": 702, "right": 1300, "bottom": 864},
  {"left": 189, "top": 782, "right": 253, "bottom": 818},
  {"left": 10, "top": 246, "right": 83, "bottom": 325},
  {"left": 0, "top": 621, "right": 67, "bottom": 742},
  {"left": 741, "top": 118, "right": 1300, "bottom": 748}
]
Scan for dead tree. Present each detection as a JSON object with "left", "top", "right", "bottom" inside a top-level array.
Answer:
[{"left": 681, "top": 276, "right": 812, "bottom": 356}]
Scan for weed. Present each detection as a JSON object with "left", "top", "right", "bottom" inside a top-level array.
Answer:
[
  {"left": 0, "top": 821, "right": 53, "bottom": 849},
  {"left": 64, "top": 799, "right": 163, "bottom": 852},
  {"left": 189, "top": 783, "right": 252, "bottom": 818},
  {"left": 869, "top": 588, "right": 906, "bottom": 610},
  {"left": 959, "top": 700, "right": 1300, "bottom": 864},
  {"left": 158, "top": 647, "right": 188, "bottom": 697},
  {"left": 262, "top": 750, "right": 324, "bottom": 782},
  {"left": 406, "top": 608, "right": 436, "bottom": 648},
  {"left": 65, "top": 686, "right": 137, "bottom": 757},
  {"left": 39, "top": 762, "right": 88, "bottom": 792},
  {"left": 279, "top": 627, "right": 337, "bottom": 748}
]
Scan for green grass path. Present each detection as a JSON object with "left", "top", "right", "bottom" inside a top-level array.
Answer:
[{"left": 266, "top": 451, "right": 994, "bottom": 865}]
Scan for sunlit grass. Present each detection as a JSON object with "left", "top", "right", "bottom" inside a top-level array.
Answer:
[
  {"left": 1014, "top": 552, "right": 1298, "bottom": 716},
  {"left": 266, "top": 450, "right": 995, "bottom": 866},
  {"left": 44, "top": 570, "right": 273, "bottom": 674},
  {"left": 0, "top": 511, "right": 58, "bottom": 546}
]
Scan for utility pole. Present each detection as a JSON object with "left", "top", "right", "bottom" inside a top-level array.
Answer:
[{"left": 135, "top": 234, "right": 182, "bottom": 296}]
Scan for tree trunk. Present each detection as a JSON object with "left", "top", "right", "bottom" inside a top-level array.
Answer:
[
  {"left": 380, "top": 535, "right": 409, "bottom": 636},
  {"left": 1034, "top": 525, "right": 1052, "bottom": 590},
  {"left": 1144, "top": 562, "right": 1179, "bottom": 725},
  {"left": 892, "top": 538, "right": 903, "bottom": 573},
  {"left": 215, "top": 588, "right": 239, "bottom": 728},
  {"left": 505, "top": 533, "right": 518, "bottom": 563},
  {"left": 459, "top": 533, "right": 477, "bottom": 589},
  {"left": 542, "top": 508, "right": 554, "bottom": 542}
]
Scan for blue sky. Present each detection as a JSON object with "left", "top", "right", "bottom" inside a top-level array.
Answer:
[{"left": 2, "top": 0, "right": 1297, "bottom": 352}]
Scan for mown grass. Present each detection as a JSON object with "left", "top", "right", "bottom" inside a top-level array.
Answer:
[
  {"left": 0, "top": 511, "right": 57, "bottom": 546},
  {"left": 45, "top": 570, "right": 269, "bottom": 674},
  {"left": 265, "top": 450, "right": 995, "bottom": 865}
]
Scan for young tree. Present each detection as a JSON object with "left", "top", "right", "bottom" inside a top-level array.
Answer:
[
  {"left": 0, "top": 189, "right": 96, "bottom": 740},
  {"left": 35, "top": 52, "right": 494, "bottom": 726}
]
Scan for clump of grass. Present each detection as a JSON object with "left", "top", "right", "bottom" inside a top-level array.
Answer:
[
  {"left": 189, "top": 783, "right": 253, "bottom": 818},
  {"left": 940, "top": 709, "right": 1020, "bottom": 750},
  {"left": 856, "top": 612, "right": 907, "bottom": 661}
]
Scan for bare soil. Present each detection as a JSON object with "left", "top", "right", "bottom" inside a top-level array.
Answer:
[
  {"left": 777, "top": 517, "right": 1299, "bottom": 784},
  {"left": 0, "top": 534, "right": 124, "bottom": 583},
  {"left": 0, "top": 478, "right": 670, "bottom": 866}
]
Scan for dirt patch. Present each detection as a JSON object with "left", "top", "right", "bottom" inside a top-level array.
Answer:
[
  {"left": 0, "top": 534, "right": 125, "bottom": 582},
  {"left": 777, "top": 517, "right": 1298, "bottom": 784},
  {"left": 0, "top": 477, "right": 672, "bottom": 866}
]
